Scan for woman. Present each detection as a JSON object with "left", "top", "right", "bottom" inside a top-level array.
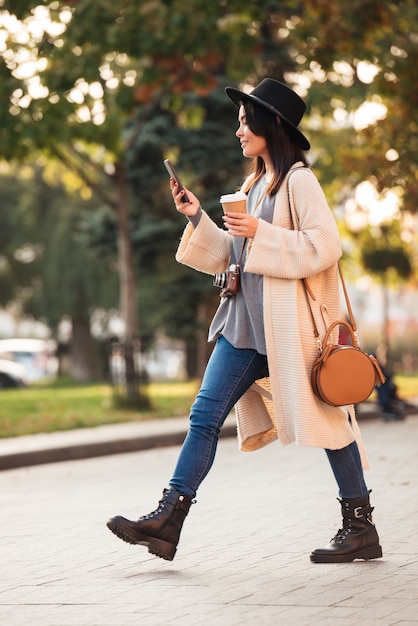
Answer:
[{"left": 107, "top": 78, "right": 382, "bottom": 564}]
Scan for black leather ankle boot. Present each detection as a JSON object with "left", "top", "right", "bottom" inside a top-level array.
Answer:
[
  {"left": 310, "top": 494, "right": 383, "bottom": 563},
  {"left": 107, "top": 487, "right": 193, "bottom": 561}
]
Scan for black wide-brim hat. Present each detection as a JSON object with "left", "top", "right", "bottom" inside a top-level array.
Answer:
[{"left": 225, "top": 78, "right": 310, "bottom": 150}]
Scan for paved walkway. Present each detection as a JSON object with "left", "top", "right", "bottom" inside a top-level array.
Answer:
[{"left": 1, "top": 409, "right": 418, "bottom": 625}]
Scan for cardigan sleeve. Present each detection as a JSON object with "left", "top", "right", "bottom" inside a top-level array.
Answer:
[
  {"left": 245, "top": 168, "right": 342, "bottom": 280},
  {"left": 175, "top": 210, "right": 232, "bottom": 275}
]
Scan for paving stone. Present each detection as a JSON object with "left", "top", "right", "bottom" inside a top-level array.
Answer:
[{"left": 0, "top": 413, "right": 417, "bottom": 625}]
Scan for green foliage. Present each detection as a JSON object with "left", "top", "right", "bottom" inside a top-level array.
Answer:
[
  {"left": 1, "top": 0, "right": 417, "bottom": 202},
  {"left": 124, "top": 85, "right": 245, "bottom": 344},
  {"left": 0, "top": 0, "right": 417, "bottom": 370},
  {"left": 36, "top": 204, "right": 118, "bottom": 329},
  {"left": 362, "top": 247, "right": 412, "bottom": 279},
  {"left": 0, "top": 166, "right": 118, "bottom": 330},
  {"left": 295, "top": 1, "right": 418, "bottom": 216},
  {"left": 0, "top": 168, "right": 51, "bottom": 308},
  {"left": 0, "top": 0, "right": 271, "bottom": 165},
  {"left": 360, "top": 222, "right": 413, "bottom": 282}
]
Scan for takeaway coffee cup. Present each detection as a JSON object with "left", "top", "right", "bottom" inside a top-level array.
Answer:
[{"left": 220, "top": 191, "right": 246, "bottom": 213}]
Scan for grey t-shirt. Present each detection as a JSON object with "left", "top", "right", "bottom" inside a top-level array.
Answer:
[{"left": 208, "top": 177, "right": 275, "bottom": 354}]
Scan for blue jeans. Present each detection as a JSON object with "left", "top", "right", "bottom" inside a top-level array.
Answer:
[
  {"left": 169, "top": 336, "right": 368, "bottom": 500},
  {"left": 325, "top": 442, "right": 369, "bottom": 499}
]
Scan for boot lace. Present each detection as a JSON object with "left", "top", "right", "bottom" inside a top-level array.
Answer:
[
  {"left": 139, "top": 502, "right": 165, "bottom": 521},
  {"left": 137, "top": 488, "right": 192, "bottom": 521},
  {"left": 137, "top": 489, "right": 172, "bottom": 521},
  {"left": 331, "top": 525, "right": 351, "bottom": 544}
]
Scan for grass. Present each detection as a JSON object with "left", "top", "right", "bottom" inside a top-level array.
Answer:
[
  {"left": 394, "top": 374, "right": 418, "bottom": 400},
  {"left": 0, "top": 373, "right": 417, "bottom": 439},
  {"left": 0, "top": 378, "right": 199, "bottom": 438}
]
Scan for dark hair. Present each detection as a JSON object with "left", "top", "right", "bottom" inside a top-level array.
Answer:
[{"left": 241, "top": 100, "right": 309, "bottom": 196}]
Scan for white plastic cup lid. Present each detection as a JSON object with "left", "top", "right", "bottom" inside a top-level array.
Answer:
[{"left": 220, "top": 191, "right": 246, "bottom": 203}]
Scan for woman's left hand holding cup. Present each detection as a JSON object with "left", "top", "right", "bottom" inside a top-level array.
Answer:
[{"left": 222, "top": 212, "right": 259, "bottom": 238}]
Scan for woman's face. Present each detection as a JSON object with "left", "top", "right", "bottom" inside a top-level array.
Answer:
[{"left": 236, "top": 105, "right": 269, "bottom": 161}]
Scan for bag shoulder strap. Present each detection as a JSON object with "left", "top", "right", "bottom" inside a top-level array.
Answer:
[
  {"left": 337, "top": 264, "right": 357, "bottom": 334},
  {"left": 286, "top": 168, "right": 359, "bottom": 349},
  {"left": 236, "top": 238, "right": 247, "bottom": 268}
]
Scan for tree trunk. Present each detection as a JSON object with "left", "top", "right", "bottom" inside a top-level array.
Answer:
[
  {"left": 114, "top": 163, "right": 137, "bottom": 343},
  {"left": 113, "top": 163, "right": 149, "bottom": 407},
  {"left": 195, "top": 301, "right": 211, "bottom": 379},
  {"left": 184, "top": 303, "right": 213, "bottom": 379},
  {"left": 69, "top": 313, "right": 100, "bottom": 382},
  {"left": 381, "top": 274, "right": 390, "bottom": 366}
]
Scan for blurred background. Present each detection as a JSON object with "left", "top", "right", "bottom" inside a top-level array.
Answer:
[{"left": 0, "top": 0, "right": 416, "bottom": 431}]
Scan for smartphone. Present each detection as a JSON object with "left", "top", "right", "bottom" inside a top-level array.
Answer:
[{"left": 163, "top": 159, "right": 190, "bottom": 202}]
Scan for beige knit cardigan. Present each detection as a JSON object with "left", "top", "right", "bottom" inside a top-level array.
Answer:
[{"left": 175, "top": 165, "right": 368, "bottom": 466}]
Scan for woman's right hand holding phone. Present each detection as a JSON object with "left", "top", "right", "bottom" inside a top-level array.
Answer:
[{"left": 170, "top": 179, "right": 200, "bottom": 217}]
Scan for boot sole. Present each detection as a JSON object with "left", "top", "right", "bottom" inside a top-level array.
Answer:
[
  {"left": 106, "top": 520, "right": 176, "bottom": 561},
  {"left": 310, "top": 544, "right": 383, "bottom": 563}
]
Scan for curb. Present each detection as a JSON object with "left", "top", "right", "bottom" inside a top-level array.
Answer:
[
  {"left": 0, "top": 401, "right": 405, "bottom": 472},
  {"left": 0, "top": 419, "right": 237, "bottom": 472}
]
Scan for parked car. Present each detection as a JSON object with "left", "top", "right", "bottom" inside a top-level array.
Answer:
[
  {"left": 0, "top": 358, "right": 27, "bottom": 388},
  {"left": 0, "top": 338, "right": 58, "bottom": 383}
]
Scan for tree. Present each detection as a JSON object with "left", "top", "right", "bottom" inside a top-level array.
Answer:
[
  {"left": 0, "top": 0, "right": 271, "bottom": 397},
  {"left": 361, "top": 221, "right": 413, "bottom": 363},
  {"left": 124, "top": 87, "right": 245, "bottom": 376},
  {"left": 0, "top": 165, "right": 118, "bottom": 379},
  {"left": 0, "top": 170, "right": 41, "bottom": 309},
  {"left": 0, "top": 0, "right": 417, "bottom": 385}
]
